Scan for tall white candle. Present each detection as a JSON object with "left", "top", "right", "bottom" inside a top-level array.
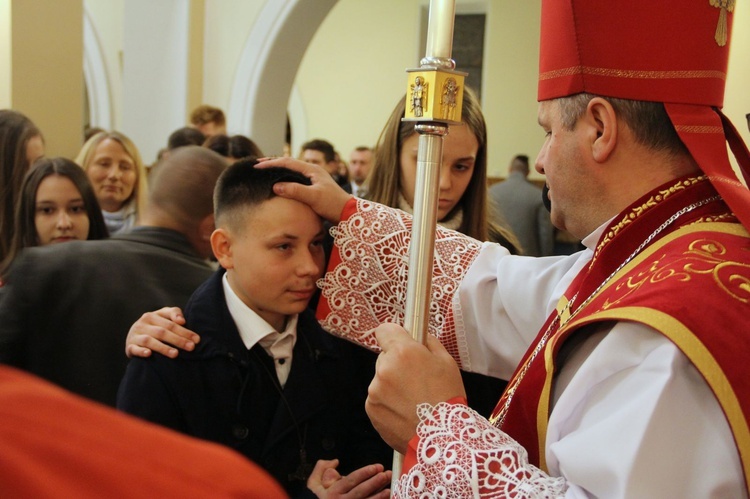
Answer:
[{"left": 424, "top": 0, "right": 455, "bottom": 59}]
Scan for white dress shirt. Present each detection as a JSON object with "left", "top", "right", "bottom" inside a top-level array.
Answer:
[{"left": 223, "top": 274, "right": 297, "bottom": 387}]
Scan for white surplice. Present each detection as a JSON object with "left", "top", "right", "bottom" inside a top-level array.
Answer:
[{"left": 318, "top": 199, "right": 745, "bottom": 498}]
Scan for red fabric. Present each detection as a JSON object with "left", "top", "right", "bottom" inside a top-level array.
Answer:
[
  {"left": 497, "top": 178, "right": 750, "bottom": 485},
  {"left": 666, "top": 103, "right": 750, "bottom": 229},
  {"left": 0, "top": 365, "right": 287, "bottom": 498},
  {"left": 538, "top": 0, "right": 750, "bottom": 233},
  {"left": 538, "top": 0, "right": 731, "bottom": 105},
  {"left": 316, "top": 197, "right": 359, "bottom": 323},
  {"left": 402, "top": 396, "right": 468, "bottom": 475}
]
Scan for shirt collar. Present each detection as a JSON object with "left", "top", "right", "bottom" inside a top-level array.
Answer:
[
  {"left": 581, "top": 215, "right": 616, "bottom": 251},
  {"left": 222, "top": 273, "right": 298, "bottom": 350}
]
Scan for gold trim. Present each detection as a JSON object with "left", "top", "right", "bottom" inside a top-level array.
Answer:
[
  {"left": 564, "top": 306, "right": 750, "bottom": 495},
  {"left": 540, "top": 66, "right": 727, "bottom": 82},
  {"left": 537, "top": 339, "right": 555, "bottom": 473},
  {"left": 594, "top": 222, "right": 748, "bottom": 298},
  {"left": 594, "top": 177, "right": 708, "bottom": 261},
  {"left": 707, "top": 175, "right": 748, "bottom": 189},
  {"left": 674, "top": 125, "right": 724, "bottom": 134}
]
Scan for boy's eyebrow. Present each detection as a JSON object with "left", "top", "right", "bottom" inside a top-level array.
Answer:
[{"left": 268, "top": 228, "right": 326, "bottom": 240}]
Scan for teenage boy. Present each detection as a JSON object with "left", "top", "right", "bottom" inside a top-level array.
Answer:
[{"left": 118, "top": 161, "right": 390, "bottom": 498}]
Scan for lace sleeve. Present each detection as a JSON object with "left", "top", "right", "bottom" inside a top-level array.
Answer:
[
  {"left": 317, "top": 199, "right": 483, "bottom": 359},
  {"left": 395, "top": 402, "right": 568, "bottom": 498}
]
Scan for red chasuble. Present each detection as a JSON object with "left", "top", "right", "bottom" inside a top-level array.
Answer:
[{"left": 492, "top": 176, "right": 750, "bottom": 493}]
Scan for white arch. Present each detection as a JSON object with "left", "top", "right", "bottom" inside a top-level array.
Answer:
[
  {"left": 227, "top": 0, "right": 337, "bottom": 155},
  {"left": 83, "top": 7, "right": 112, "bottom": 130}
]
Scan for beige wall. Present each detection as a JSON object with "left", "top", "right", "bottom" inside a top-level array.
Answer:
[
  {"left": 480, "top": 0, "right": 541, "bottom": 179},
  {"left": 0, "top": 0, "right": 10, "bottom": 106},
  {"left": 725, "top": 2, "right": 750, "bottom": 149},
  {"left": 295, "top": 0, "right": 422, "bottom": 157},
  {"left": 7, "top": 1, "right": 747, "bottom": 167},
  {"left": 202, "top": 1, "right": 265, "bottom": 113},
  {"left": 2, "top": 0, "right": 83, "bottom": 158},
  {"left": 294, "top": 0, "right": 544, "bottom": 179},
  {"left": 84, "top": 0, "right": 124, "bottom": 130}
]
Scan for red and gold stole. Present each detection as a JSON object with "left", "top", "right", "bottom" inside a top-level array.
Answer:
[{"left": 492, "top": 176, "right": 750, "bottom": 493}]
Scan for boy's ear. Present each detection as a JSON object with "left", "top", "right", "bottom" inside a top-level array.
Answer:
[{"left": 210, "top": 228, "right": 233, "bottom": 269}]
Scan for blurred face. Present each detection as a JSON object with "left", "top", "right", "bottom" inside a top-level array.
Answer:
[
  {"left": 25, "top": 134, "right": 45, "bottom": 167},
  {"left": 216, "top": 197, "right": 326, "bottom": 332},
  {"left": 534, "top": 100, "right": 593, "bottom": 238},
  {"left": 348, "top": 149, "right": 372, "bottom": 185},
  {"left": 86, "top": 138, "right": 137, "bottom": 213},
  {"left": 197, "top": 122, "right": 225, "bottom": 138},
  {"left": 303, "top": 149, "right": 338, "bottom": 176},
  {"left": 34, "top": 174, "right": 90, "bottom": 245},
  {"left": 399, "top": 124, "right": 478, "bottom": 221}
]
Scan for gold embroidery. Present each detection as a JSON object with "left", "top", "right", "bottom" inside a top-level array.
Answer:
[
  {"left": 674, "top": 125, "right": 724, "bottom": 134},
  {"left": 594, "top": 176, "right": 707, "bottom": 262},
  {"left": 602, "top": 237, "right": 750, "bottom": 309},
  {"left": 710, "top": 0, "right": 735, "bottom": 47},
  {"left": 556, "top": 295, "right": 572, "bottom": 324},
  {"left": 539, "top": 66, "right": 727, "bottom": 82},
  {"left": 693, "top": 212, "right": 736, "bottom": 224},
  {"left": 562, "top": 305, "right": 750, "bottom": 496}
]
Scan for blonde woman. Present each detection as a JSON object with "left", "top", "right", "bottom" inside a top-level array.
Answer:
[{"left": 75, "top": 131, "right": 147, "bottom": 234}]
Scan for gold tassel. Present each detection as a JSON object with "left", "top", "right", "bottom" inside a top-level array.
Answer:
[{"left": 715, "top": 8, "right": 728, "bottom": 47}]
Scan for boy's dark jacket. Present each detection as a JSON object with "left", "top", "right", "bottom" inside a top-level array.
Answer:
[{"left": 118, "top": 269, "right": 390, "bottom": 497}]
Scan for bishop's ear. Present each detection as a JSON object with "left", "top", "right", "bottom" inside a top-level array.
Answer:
[{"left": 586, "top": 97, "right": 618, "bottom": 163}]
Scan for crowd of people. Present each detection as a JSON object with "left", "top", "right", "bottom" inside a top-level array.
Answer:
[{"left": 2, "top": 0, "right": 750, "bottom": 496}]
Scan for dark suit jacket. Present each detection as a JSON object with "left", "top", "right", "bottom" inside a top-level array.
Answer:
[
  {"left": 118, "top": 270, "right": 390, "bottom": 497},
  {"left": 0, "top": 227, "right": 213, "bottom": 406},
  {"left": 488, "top": 172, "right": 555, "bottom": 257}
]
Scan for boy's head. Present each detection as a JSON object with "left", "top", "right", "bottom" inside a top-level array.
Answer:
[
  {"left": 189, "top": 105, "right": 226, "bottom": 138},
  {"left": 211, "top": 159, "right": 326, "bottom": 331}
]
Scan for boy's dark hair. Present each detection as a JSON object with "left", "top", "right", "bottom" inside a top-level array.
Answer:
[{"left": 214, "top": 159, "right": 311, "bottom": 230}]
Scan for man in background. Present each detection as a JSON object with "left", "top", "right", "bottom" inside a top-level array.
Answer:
[
  {"left": 190, "top": 104, "right": 226, "bottom": 138},
  {"left": 489, "top": 154, "right": 554, "bottom": 256},
  {"left": 348, "top": 146, "right": 372, "bottom": 197},
  {"left": 301, "top": 138, "right": 352, "bottom": 193},
  {"left": 0, "top": 147, "right": 227, "bottom": 406}
]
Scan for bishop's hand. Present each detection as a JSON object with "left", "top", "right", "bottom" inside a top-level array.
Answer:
[
  {"left": 255, "top": 157, "right": 353, "bottom": 224},
  {"left": 366, "top": 323, "right": 466, "bottom": 454}
]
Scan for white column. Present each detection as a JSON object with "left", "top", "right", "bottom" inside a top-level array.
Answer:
[{"left": 121, "top": 0, "right": 190, "bottom": 163}]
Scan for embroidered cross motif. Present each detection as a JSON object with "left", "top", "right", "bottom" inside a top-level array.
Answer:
[{"left": 709, "top": 0, "right": 735, "bottom": 46}]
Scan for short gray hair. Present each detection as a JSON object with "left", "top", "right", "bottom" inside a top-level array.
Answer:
[{"left": 556, "top": 93, "right": 688, "bottom": 156}]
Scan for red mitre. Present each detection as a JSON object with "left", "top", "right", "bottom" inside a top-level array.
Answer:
[{"left": 538, "top": 0, "right": 750, "bottom": 229}]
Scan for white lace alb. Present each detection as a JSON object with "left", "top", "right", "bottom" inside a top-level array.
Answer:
[
  {"left": 394, "top": 402, "right": 567, "bottom": 498},
  {"left": 318, "top": 199, "right": 482, "bottom": 364}
]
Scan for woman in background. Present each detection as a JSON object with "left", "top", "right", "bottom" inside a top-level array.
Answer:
[
  {"left": 0, "top": 157, "right": 108, "bottom": 282},
  {"left": 365, "top": 87, "right": 519, "bottom": 249},
  {"left": 359, "top": 88, "right": 518, "bottom": 416},
  {"left": 0, "top": 110, "right": 45, "bottom": 262},
  {"left": 75, "top": 131, "right": 147, "bottom": 235}
]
